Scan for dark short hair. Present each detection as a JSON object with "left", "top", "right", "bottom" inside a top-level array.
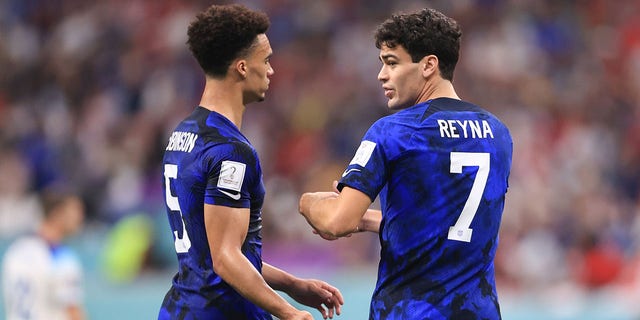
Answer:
[
  {"left": 40, "top": 187, "right": 80, "bottom": 219},
  {"left": 187, "top": 4, "right": 270, "bottom": 78},
  {"left": 374, "top": 8, "right": 462, "bottom": 81}
]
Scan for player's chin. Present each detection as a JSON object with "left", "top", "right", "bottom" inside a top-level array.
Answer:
[
  {"left": 387, "top": 100, "right": 400, "bottom": 109},
  {"left": 249, "top": 91, "right": 267, "bottom": 103},
  {"left": 388, "top": 99, "right": 410, "bottom": 110},
  {"left": 259, "top": 88, "right": 269, "bottom": 100}
]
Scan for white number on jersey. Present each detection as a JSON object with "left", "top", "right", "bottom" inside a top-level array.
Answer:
[
  {"left": 447, "top": 152, "right": 490, "bottom": 242},
  {"left": 164, "top": 164, "right": 192, "bottom": 253}
]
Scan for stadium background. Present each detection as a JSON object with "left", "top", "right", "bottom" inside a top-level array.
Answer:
[{"left": 1, "top": 0, "right": 640, "bottom": 319}]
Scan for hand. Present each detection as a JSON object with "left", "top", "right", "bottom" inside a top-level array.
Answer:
[
  {"left": 312, "top": 228, "right": 347, "bottom": 241},
  {"left": 288, "top": 278, "right": 344, "bottom": 319},
  {"left": 280, "top": 310, "right": 314, "bottom": 320},
  {"left": 332, "top": 180, "right": 340, "bottom": 193}
]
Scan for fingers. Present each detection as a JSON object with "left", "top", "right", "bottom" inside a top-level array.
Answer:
[
  {"left": 316, "top": 299, "right": 335, "bottom": 319},
  {"left": 332, "top": 180, "right": 340, "bottom": 193},
  {"left": 323, "top": 297, "right": 339, "bottom": 318},
  {"left": 320, "top": 233, "right": 339, "bottom": 241},
  {"left": 322, "top": 282, "right": 344, "bottom": 306},
  {"left": 331, "top": 297, "right": 342, "bottom": 316},
  {"left": 312, "top": 228, "right": 354, "bottom": 240},
  {"left": 316, "top": 305, "right": 328, "bottom": 319},
  {"left": 317, "top": 282, "right": 343, "bottom": 316},
  {"left": 298, "top": 279, "right": 343, "bottom": 319},
  {"left": 327, "top": 296, "right": 337, "bottom": 318},
  {"left": 312, "top": 228, "right": 340, "bottom": 241}
]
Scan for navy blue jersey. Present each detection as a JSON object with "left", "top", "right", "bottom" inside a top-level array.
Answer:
[
  {"left": 339, "top": 98, "right": 512, "bottom": 320},
  {"left": 158, "top": 107, "right": 271, "bottom": 319}
]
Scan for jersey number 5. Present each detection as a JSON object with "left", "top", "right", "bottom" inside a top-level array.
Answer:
[
  {"left": 164, "top": 164, "right": 192, "bottom": 253},
  {"left": 448, "top": 152, "right": 490, "bottom": 242}
]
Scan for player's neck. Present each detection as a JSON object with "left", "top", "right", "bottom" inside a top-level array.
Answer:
[
  {"left": 199, "top": 77, "right": 246, "bottom": 129},
  {"left": 39, "top": 222, "right": 64, "bottom": 245},
  {"left": 416, "top": 77, "right": 460, "bottom": 104}
]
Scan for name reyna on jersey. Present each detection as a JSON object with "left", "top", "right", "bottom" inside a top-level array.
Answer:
[
  {"left": 437, "top": 119, "right": 494, "bottom": 139},
  {"left": 166, "top": 131, "right": 198, "bottom": 152}
]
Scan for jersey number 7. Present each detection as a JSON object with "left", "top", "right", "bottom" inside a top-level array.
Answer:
[{"left": 447, "top": 152, "right": 490, "bottom": 243}]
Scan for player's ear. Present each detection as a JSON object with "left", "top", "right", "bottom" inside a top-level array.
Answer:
[
  {"left": 421, "top": 55, "right": 439, "bottom": 78},
  {"left": 234, "top": 59, "right": 248, "bottom": 79}
]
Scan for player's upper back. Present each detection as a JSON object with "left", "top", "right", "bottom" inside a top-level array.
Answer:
[
  {"left": 356, "top": 97, "right": 512, "bottom": 204},
  {"left": 164, "top": 106, "right": 254, "bottom": 166},
  {"left": 368, "top": 97, "right": 513, "bottom": 262},
  {"left": 380, "top": 97, "right": 512, "bottom": 166},
  {"left": 163, "top": 107, "right": 261, "bottom": 206},
  {"left": 365, "top": 98, "right": 512, "bottom": 315},
  {"left": 162, "top": 106, "right": 265, "bottom": 291}
]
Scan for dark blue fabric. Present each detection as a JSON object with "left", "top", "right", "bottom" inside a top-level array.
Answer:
[
  {"left": 159, "top": 107, "right": 269, "bottom": 319},
  {"left": 339, "top": 98, "right": 512, "bottom": 320}
]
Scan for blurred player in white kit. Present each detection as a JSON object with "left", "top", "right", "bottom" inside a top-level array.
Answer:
[{"left": 2, "top": 189, "right": 86, "bottom": 320}]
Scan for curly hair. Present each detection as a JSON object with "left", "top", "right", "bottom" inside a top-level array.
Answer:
[
  {"left": 374, "top": 8, "right": 462, "bottom": 81},
  {"left": 187, "top": 4, "right": 270, "bottom": 78}
]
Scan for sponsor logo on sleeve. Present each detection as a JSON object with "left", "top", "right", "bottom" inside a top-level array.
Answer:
[
  {"left": 217, "top": 161, "right": 246, "bottom": 200},
  {"left": 219, "top": 189, "right": 241, "bottom": 200},
  {"left": 349, "top": 140, "right": 376, "bottom": 167},
  {"left": 341, "top": 168, "right": 361, "bottom": 177}
]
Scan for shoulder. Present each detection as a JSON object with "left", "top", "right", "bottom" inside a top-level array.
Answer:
[
  {"left": 5, "top": 236, "right": 46, "bottom": 253},
  {"left": 2, "top": 236, "right": 49, "bottom": 268},
  {"left": 200, "top": 141, "right": 260, "bottom": 179},
  {"left": 365, "top": 107, "right": 424, "bottom": 147},
  {"left": 370, "top": 103, "right": 430, "bottom": 132},
  {"left": 366, "top": 114, "right": 401, "bottom": 139},
  {"left": 205, "top": 140, "right": 257, "bottom": 161}
]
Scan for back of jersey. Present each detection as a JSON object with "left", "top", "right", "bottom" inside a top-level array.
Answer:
[
  {"left": 160, "top": 107, "right": 269, "bottom": 319},
  {"left": 340, "top": 98, "right": 512, "bottom": 319}
]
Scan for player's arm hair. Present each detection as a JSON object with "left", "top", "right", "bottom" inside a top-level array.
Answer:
[
  {"left": 299, "top": 186, "right": 373, "bottom": 238},
  {"left": 204, "top": 204, "right": 298, "bottom": 318}
]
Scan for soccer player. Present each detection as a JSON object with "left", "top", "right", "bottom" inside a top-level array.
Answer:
[
  {"left": 158, "top": 4, "right": 343, "bottom": 320},
  {"left": 299, "top": 8, "right": 513, "bottom": 320},
  {"left": 2, "top": 189, "right": 86, "bottom": 320}
]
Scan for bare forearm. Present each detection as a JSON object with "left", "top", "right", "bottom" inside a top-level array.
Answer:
[
  {"left": 213, "top": 250, "right": 296, "bottom": 318},
  {"left": 301, "top": 193, "right": 359, "bottom": 237},
  {"left": 262, "top": 262, "right": 296, "bottom": 292},
  {"left": 359, "top": 209, "right": 381, "bottom": 233}
]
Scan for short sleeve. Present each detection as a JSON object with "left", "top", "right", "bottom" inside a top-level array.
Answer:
[
  {"left": 338, "top": 121, "right": 388, "bottom": 202},
  {"left": 203, "top": 142, "right": 259, "bottom": 208}
]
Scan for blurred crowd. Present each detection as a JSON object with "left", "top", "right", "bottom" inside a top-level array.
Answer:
[{"left": 1, "top": 0, "right": 640, "bottom": 311}]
